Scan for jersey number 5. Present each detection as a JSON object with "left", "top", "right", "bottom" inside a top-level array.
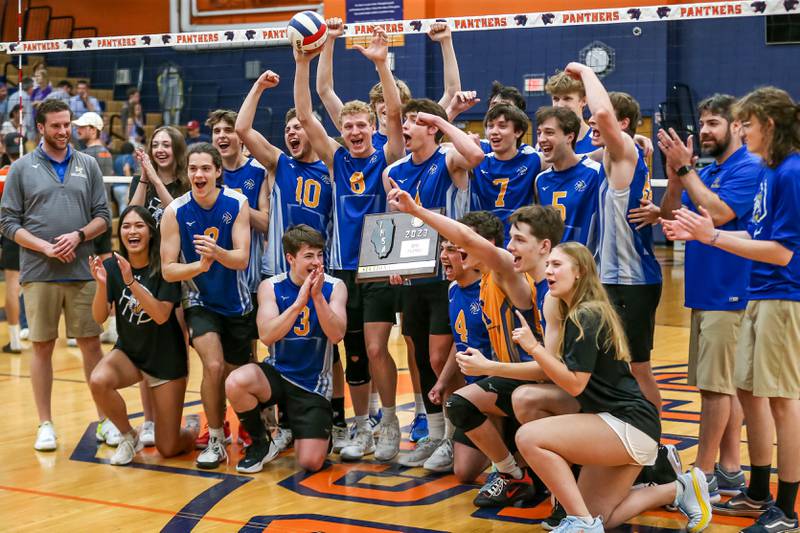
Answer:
[
  {"left": 454, "top": 309, "right": 468, "bottom": 343},
  {"left": 350, "top": 172, "right": 366, "bottom": 194},
  {"left": 296, "top": 177, "right": 321, "bottom": 208},
  {"left": 294, "top": 306, "right": 311, "bottom": 336},
  {"left": 552, "top": 191, "right": 567, "bottom": 220}
]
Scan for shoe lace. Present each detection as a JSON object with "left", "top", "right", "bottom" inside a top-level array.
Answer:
[
  {"left": 355, "top": 428, "right": 372, "bottom": 448},
  {"left": 484, "top": 474, "right": 509, "bottom": 497}
]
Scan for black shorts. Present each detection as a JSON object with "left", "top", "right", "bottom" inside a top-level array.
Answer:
[
  {"left": 185, "top": 306, "right": 255, "bottom": 366},
  {"left": 401, "top": 281, "right": 451, "bottom": 337},
  {"left": 604, "top": 283, "right": 662, "bottom": 363},
  {"left": 0, "top": 236, "right": 20, "bottom": 271},
  {"left": 93, "top": 225, "right": 113, "bottom": 255},
  {"left": 259, "top": 361, "right": 332, "bottom": 440},
  {"left": 333, "top": 270, "right": 396, "bottom": 327}
]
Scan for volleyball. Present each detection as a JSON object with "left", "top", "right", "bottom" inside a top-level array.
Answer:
[{"left": 287, "top": 11, "right": 328, "bottom": 53}]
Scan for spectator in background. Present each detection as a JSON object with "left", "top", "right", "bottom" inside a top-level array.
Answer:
[
  {"left": 185, "top": 120, "right": 209, "bottom": 145},
  {"left": 1, "top": 104, "right": 21, "bottom": 138},
  {"left": 31, "top": 69, "right": 52, "bottom": 103},
  {"left": 127, "top": 102, "right": 145, "bottom": 146},
  {"left": 45, "top": 80, "right": 73, "bottom": 104},
  {"left": 9, "top": 77, "right": 36, "bottom": 141},
  {"left": 120, "top": 87, "right": 140, "bottom": 128},
  {"left": 69, "top": 79, "right": 100, "bottom": 119},
  {"left": 112, "top": 142, "right": 138, "bottom": 213},
  {"left": 0, "top": 82, "right": 9, "bottom": 124},
  {"left": 0, "top": 132, "right": 25, "bottom": 354}
]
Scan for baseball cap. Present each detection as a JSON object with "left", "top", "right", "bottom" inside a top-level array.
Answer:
[
  {"left": 71, "top": 111, "right": 104, "bottom": 130},
  {"left": 186, "top": 120, "right": 200, "bottom": 130},
  {"left": 4, "top": 132, "right": 23, "bottom": 155}
]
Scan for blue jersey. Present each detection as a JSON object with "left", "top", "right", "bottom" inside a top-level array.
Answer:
[
  {"left": 596, "top": 146, "right": 662, "bottom": 285},
  {"left": 575, "top": 128, "right": 595, "bottom": 155},
  {"left": 387, "top": 146, "right": 466, "bottom": 218},
  {"left": 262, "top": 153, "right": 332, "bottom": 276},
  {"left": 535, "top": 156, "right": 602, "bottom": 248},
  {"left": 470, "top": 146, "right": 543, "bottom": 243},
  {"left": 535, "top": 278, "right": 549, "bottom": 333},
  {"left": 223, "top": 157, "right": 266, "bottom": 293},
  {"left": 372, "top": 131, "right": 387, "bottom": 152},
  {"left": 683, "top": 146, "right": 762, "bottom": 310},
  {"left": 330, "top": 147, "right": 388, "bottom": 271},
  {"left": 171, "top": 188, "right": 252, "bottom": 316},
  {"left": 268, "top": 272, "right": 339, "bottom": 398},
  {"left": 748, "top": 152, "right": 800, "bottom": 301},
  {"left": 449, "top": 279, "right": 493, "bottom": 384}
]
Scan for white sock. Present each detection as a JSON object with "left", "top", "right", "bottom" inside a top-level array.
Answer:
[
  {"left": 209, "top": 426, "right": 225, "bottom": 441},
  {"left": 382, "top": 405, "right": 397, "bottom": 421},
  {"left": 107, "top": 316, "right": 117, "bottom": 337},
  {"left": 355, "top": 414, "right": 369, "bottom": 431},
  {"left": 444, "top": 413, "right": 455, "bottom": 439},
  {"left": 427, "top": 412, "right": 445, "bottom": 440},
  {"left": 414, "top": 394, "right": 426, "bottom": 415},
  {"left": 493, "top": 453, "right": 523, "bottom": 479},
  {"left": 369, "top": 393, "right": 380, "bottom": 416},
  {"left": 9, "top": 324, "right": 21, "bottom": 350}
]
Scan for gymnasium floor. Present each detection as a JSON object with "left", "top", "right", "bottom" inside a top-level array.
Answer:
[{"left": 0, "top": 247, "right": 786, "bottom": 532}]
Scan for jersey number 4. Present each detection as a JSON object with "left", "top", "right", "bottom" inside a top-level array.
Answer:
[
  {"left": 454, "top": 309, "right": 468, "bottom": 343},
  {"left": 295, "top": 177, "right": 322, "bottom": 208}
]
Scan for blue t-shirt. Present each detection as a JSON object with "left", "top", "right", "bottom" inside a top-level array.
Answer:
[
  {"left": 595, "top": 146, "right": 662, "bottom": 285},
  {"left": 683, "top": 146, "right": 763, "bottom": 310},
  {"left": 747, "top": 152, "right": 800, "bottom": 301},
  {"left": 449, "top": 279, "right": 493, "bottom": 384},
  {"left": 330, "top": 147, "right": 388, "bottom": 271},
  {"left": 170, "top": 188, "right": 252, "bottom": 316},
  {"left": 267, "top": 272, "right": 339, "bottom": 399},
  {"left": 574, "top": 128, "right": 596, "bottom": 155},
  {"left": 470, "top": 146, "right": 542, "bottom": 243},
  {"left": 262, "top": 153, "right": 332, "bottom": 277},
  {"left": 223, "top": 157, "right": 267, "bottom": 293},
  {"left": 535, "top": 155, "right": 602, "bottom": 249}
]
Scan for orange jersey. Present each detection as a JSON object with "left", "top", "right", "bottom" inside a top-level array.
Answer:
[{"left": 479, "top": 271, "right": 543, "bottom": 363}]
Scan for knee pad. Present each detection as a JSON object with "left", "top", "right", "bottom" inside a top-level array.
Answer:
[
  {"left": 445, "top": 393, "right": 487, "bottom": 433},
  {"left": 343, "top": 330, "right": 370, "bottom": 386}
]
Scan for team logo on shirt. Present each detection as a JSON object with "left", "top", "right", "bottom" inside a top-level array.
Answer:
[
  {"left": 515, "top": 165, "right": 528, "bottom": 177},
  {"left": 222, "top": 211, "right": 233, "bottom": 224},
  {"left": 119, "top": 284, "right": 153, "bottom": 325},
  {"left": 244, "top": 178, "right": 255, "bottom": 190},
  {"left": 428, "top": 164, "right": 439, "bottom": 176},
  {"left": 370, "top": 154, "right": 378, "bottom": 164},
  {"left": 72, "top": 165, "right": 86, "bottom": 178},
  {"left": 574, "top": 180, "right": 588, "bottom": 192},
  {"left": 751, "top": 177, "right": 768, "bottom": 224},
  {"left": 710, "top": 176, "right": 722, "bottom": 189},
  {"left": 469, "top": 301, "right": 481, "bottom": 315}
]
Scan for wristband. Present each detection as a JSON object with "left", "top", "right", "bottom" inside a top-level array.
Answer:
[
  {"left": 124, "top": 278, "right": 136, "bottom": 287},
  {"left": 77, "top": 229, "right": 86, "bottom": 242}
]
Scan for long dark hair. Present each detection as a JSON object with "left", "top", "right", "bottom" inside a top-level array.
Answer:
[{"left": 117, "top": 205, "right": 161, "bottom": 280}]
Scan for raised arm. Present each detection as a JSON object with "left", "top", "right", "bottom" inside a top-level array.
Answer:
[
  {"left": 249, "top": 174, "right": 270, "bottom": 233},
  {"left": 235, "top": 71, "right": 283, "bottom": 173},
  {"left": 429, "top": 22, "right": 461, "bottom": 110},
  {"left": 353, "top": 29, "right": 405, "bottom": 164},
  {"left": 316, "top": 17, "right": 345, "bottom": 131},
  {"left": 294, "top": 48, "right": 340, "bottom": 167}
]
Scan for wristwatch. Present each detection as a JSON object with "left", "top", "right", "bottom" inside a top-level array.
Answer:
[
  {"left": 77, "top": 229, "right": 86, "bottom": 243},
  {"left": 676, "top": 164, "right": 694, "bottom": 177}
]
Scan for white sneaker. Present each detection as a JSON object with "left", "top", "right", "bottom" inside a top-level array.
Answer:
[
  {"left": 20, "top": 328, "right": 29, "bottom": 341},
  {"left": 397, "top": 437, "right": 441, "bottom": 467},
  {"left": 139, "top": 421, "right": 156, "bottom": 447},
  {"left": 110, "top": 433, "right": 143, "bottom": 465},
  {"left": 273, "top": 427, "right": 293, "bottom": 452},
  {"left": 196, "top": 437, "right": 228, "bottom": 469},
  {"left": 66, "top": 338, "right": 78, "bottom": 347},
  {"left": 331, "top": 425, "right": 348, "bottom": 454},
  {"left": 423, "top": 438, "right": 454, "bottom": 472},
  {"left": 374, "top": 416, "right": 400, "bottom": 462},
  {"left": 340, "top": 427, "right": 375, "bottom": 461},
  {"left": 675, "top": 467, "right": 713, "bottom": 533},
  {"left": 99, "top": 328, "right": 118, "bottom": 345},
  {"left": 34, "top": 421, "right": 57, "bottom": 451},
  {"left": 96, "top": 418, "right": 123, "bottom": 447}
]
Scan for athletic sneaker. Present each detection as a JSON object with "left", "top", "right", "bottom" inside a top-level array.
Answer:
[
  {"left": 712, "top": 489, "right": 774, "bottom": 517},
  {"left": 196, "top": 437, "right": 228, "bottom": 469},
  {"left": 96, "top": 418, "right": 123, "bottom": 446},
  {"left": 34, "top": 421, "right": 57, "bottom": 451},
  {"left": 551, "top": 515, "right": 604, "bottom": 533},
  {"left": 236, "top": 438, "right": 279, "bottom": 473},
  {"left": 675, "top": 467, "right": 713, "bottom": 532},
  {"left": 374, "top": 416, "right": 401, "bottom": 462},
  {"left": 331, "top": 425, "right": 348, "bottom": 454},
  {"left": 195, "top": 420, "right": 232, "bottom": 449},
  {"left": 706, "top": 472, "right": 722, "bottom": 503},
  {"left": 20, "top": 328, "right": 29, "bottom": 340},
  {"left": 369, "top": 409, "right": 383, "bottom": 435},
  {"left": 637, "top": 443, "right": 683, "bottom": 491},
  {"left": 237, "top": 425, "right": 252, "bottom": 448},
  {"left": 741, "top": 505, "right": 799, "bottom": 533},
  {"left": 2, "top": 342, "right": 21, "bottom": 354},
  {"left": 139, "top": 421, "right": 156, "bottom": 447},
  {"left": 99, "top": 328, "right": 118, "bottom": 345},
  {"left": 473, "top": 470, "right": 537, "bottom": 508},
  {"left": 422, "top": 438, "right": 453, "bottom": 472},
  {"left": 542, "top": 501, "right": 567, "bottom": 531},
  {"left": 397, "top": 437, "right": 441, "bottom": 467},
  {"left": 273, "top": 427, "right": 293, "bottom": 452},
  {"left": 715, "top": 464, "right": 746, "bottom": 496},
  {"left": 409, "top": 413, "right": 429, "bottom": 443},
  {"left": 110, "top": 433, "right": 143, "bottom": 465},
  {"left": 340, "top": 427, "right": 375, "bottom": 461},
  {"left": 66, "top": 338, "right": 77, "bottom": 347}
]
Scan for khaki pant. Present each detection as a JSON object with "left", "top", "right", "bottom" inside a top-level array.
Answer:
[
  {"left": 22, "top": 281, "right": 103, "bottom": 342},
  {"left": 687, "top": 309, "right": 744, "bottom": 395}
]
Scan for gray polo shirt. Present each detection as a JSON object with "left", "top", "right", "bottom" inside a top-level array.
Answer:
[{"left": 0, "top": 145, "right": 110, "bottom": 282}]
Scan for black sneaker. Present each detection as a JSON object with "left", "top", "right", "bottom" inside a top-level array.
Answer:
[
  {"left": 473, "top": 471, "right": 537, "bottom": 508},
  {"left": 541, "top": 500, "right": 566, "bottom": 530},
  {"left": 636, "top": 444, "right": 682, "bottom": 487},
  {"left": 741, "top": 505, "right": 799, "bottom": 532},
  {"left": 2, "top": 343, "right": 21, "bottom": 354},
  {"left": 235, "top": 438, "right": 279, "bottom": 473},
  {"left": 712, "top": 489, "right": 775, "bottom": 517}
]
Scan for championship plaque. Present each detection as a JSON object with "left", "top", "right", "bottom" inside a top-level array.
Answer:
[{"left": 356, "top": 210, "right": 443, "bottom": 282}]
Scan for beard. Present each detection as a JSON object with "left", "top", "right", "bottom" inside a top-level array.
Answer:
[{"left": 701, "top": 130, "right": 732, "bottom": 158}]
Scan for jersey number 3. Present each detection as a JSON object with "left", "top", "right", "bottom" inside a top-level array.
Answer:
[{"left": 294, "top": 306, "right": 311, "bottom": 336}]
